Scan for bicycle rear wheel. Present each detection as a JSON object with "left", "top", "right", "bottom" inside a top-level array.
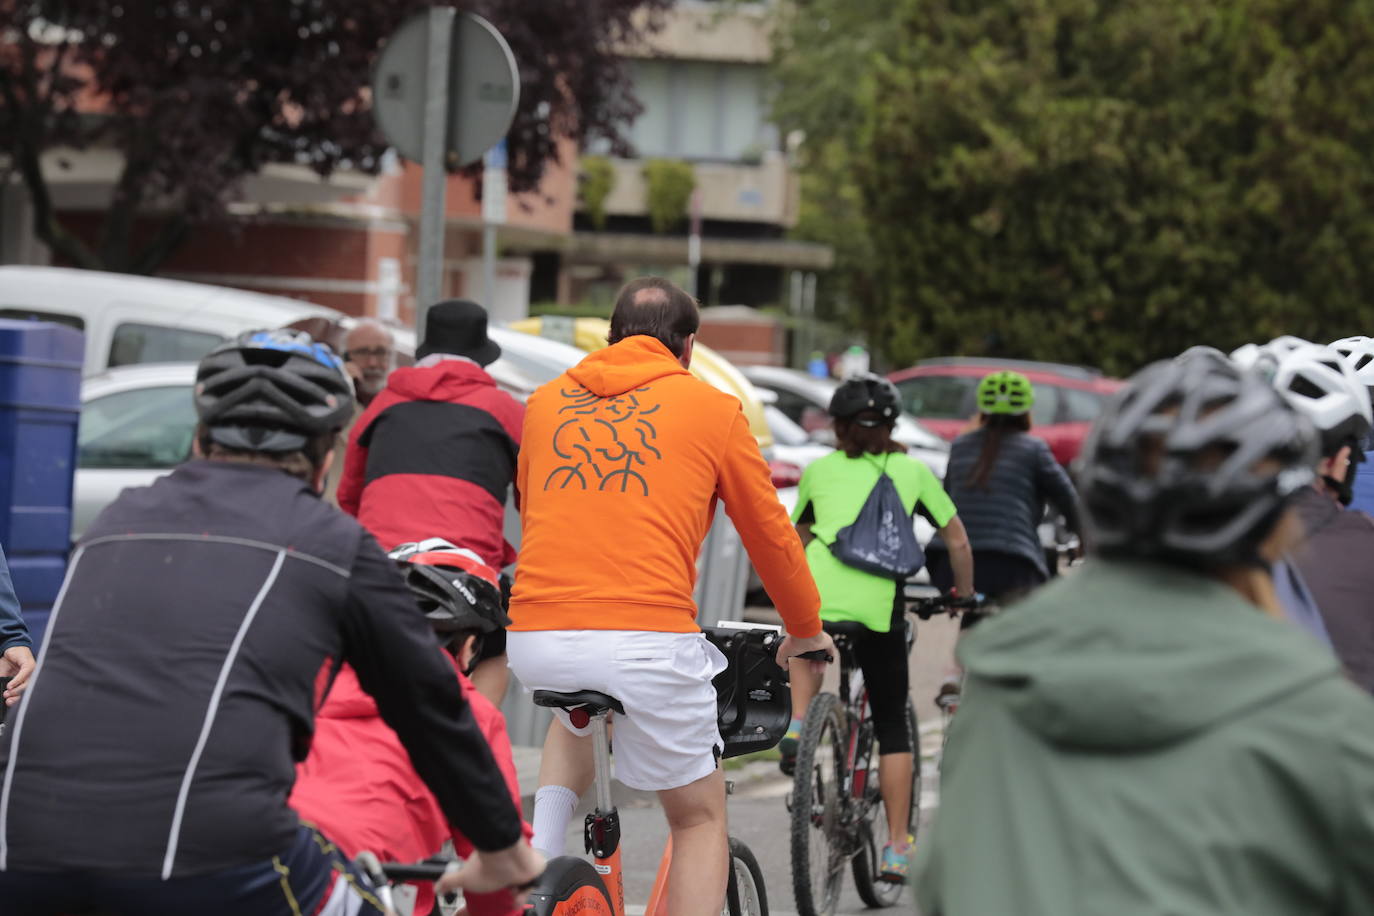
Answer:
[
  {"left": 852, "top": 700, "right": 919, "bottom": 907},
  {"left": 724, "top": 836, "right": 769, "bottom": 916},
  {"left": 790, "top": 691, "right": 848, "bottom": 916},
  {"left": 524, "top": 855, "right": 615, "bottom": 916}
]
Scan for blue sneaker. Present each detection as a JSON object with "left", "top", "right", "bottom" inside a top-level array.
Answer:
[{"left": 879, "top": 834, "right": 914, "bottom": 884}]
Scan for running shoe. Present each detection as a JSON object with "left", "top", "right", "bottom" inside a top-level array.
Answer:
[{"left": 879, "top": 834, "right": 915, "bottom": 884}]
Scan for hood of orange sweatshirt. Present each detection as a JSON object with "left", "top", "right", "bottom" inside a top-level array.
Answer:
[{"left": 566, "top": 335, "right": 692, "bottom": 397}]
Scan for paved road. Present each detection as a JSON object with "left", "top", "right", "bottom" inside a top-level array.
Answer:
[{"left": 538, "top": 612, "right": 962, "bottom": 916}]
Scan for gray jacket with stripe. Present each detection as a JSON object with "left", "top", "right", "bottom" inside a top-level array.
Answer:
[{"left": 0, "top": 460, "right": 522, "bottom": 878}]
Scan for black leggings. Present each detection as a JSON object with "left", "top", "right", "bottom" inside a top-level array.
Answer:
[{"left": 830, "top": 597, "right": 912, "bottom": 755}]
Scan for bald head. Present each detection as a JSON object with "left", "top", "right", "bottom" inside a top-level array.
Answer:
[{"left": 607, "top": 276, "right": 700, "bottom": 358}]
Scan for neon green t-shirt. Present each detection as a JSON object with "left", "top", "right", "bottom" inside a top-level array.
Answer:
[{"left": 792, "top": 450, "right": 957, "bottom": 632}]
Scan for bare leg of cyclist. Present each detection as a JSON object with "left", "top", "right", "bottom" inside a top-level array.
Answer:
[
  {"left": 878, "top": 751, "right": 914, "bottom": 843},
  {"left": 469, "top": 653, "right": 511, "bottom": 707},
  {"left": 532, "top": 720, "right": 595, "bottom": 856},
  {"left": 658, "top": 768, "right": 729, "bottom": 916},
  {"left": 787, "top": 657, "right": 823, "bottom": 716}
]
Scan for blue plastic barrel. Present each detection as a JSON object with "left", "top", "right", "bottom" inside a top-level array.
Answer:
[{"left": 0, "top": 320, "right": 84, "bottom": 645}]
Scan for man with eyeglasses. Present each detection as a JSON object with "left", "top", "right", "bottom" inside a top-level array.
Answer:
[{"left": 343, "top": 319, "right": 395, "bottom": 408}]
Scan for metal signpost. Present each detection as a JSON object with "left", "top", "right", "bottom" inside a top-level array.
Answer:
[{"left": 372, "top": 10, "right": 520, "bottom": 341}]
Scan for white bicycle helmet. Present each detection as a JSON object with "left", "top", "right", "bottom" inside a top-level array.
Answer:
[
  {"left": 1331, "top": 335, "right": 1374, "bottom": 394},
  {"left": 1230, "top": 335, "right": 1311, "bottom": 373},
  {"left": 1268, "top": 342, "right": 1372, "bottom": 456}
]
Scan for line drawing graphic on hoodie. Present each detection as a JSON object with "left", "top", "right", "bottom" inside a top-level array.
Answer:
[{"left": 547, "top": 386, "right": 662, "bottom": 493}]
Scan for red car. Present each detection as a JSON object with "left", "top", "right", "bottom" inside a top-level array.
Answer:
[{"left": 889, "top": 357, "right": 1124, "bottom": 466}]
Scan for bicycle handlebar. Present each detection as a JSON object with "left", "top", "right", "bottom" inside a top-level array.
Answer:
[
  {"left": 379, "top": 860, "right": 454, "bottom": 881},
  {"left": 908, "top": 592, "right": 985, "bottom": 620}
]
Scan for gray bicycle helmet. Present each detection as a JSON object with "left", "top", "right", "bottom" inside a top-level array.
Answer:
[
  {"left": 1076, "top": 351, "right": 1318, "bottom": 568},
  {"left": 829, "top": 373, "right": 901, "bottom": 427},
  {"left": 195, "top": 329, "right": 353, "bottom": 452}
]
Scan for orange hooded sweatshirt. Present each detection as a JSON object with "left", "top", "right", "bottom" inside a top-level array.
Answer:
[{"left": 510, "top": 335, "right": 821, "bottom": 637}]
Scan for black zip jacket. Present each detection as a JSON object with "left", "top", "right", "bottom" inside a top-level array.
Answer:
[{"left": 0, "top": 460, "right": 522, "bottom": 878}]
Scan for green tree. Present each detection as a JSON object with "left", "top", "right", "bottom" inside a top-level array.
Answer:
[
  {"left": 773, "top": 0, "right": 1374, "bottom": 375},
  {"left": 642, "top": 159, "right": 695, "bottom": 234}
]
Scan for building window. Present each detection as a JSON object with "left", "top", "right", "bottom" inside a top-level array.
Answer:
[{"left": 620, "top": 60, "right": 777, "bottom": 161}]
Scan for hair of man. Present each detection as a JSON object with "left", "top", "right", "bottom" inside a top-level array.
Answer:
[
  {"left": 195, "top": 424, "right": 336, "bottom": 483},
  {"left": 607, "top": 276, "right": 701, "bottom": 358}
]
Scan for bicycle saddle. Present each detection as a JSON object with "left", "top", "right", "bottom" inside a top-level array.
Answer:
[{"left": 532, "top": 689, "right": 625, "bottom": 716}]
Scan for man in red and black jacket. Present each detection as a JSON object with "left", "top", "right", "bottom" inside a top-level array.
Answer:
[{"left": 339, "top": 299, "right": 523, "bottom": 702}]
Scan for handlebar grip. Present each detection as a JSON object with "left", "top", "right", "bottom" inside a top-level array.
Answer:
[{"left": 796, "top": 649, "right": 834, "bottom": 663}]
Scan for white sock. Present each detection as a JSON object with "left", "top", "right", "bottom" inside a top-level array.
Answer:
[{"left": 531, "top": 785, "right": 580, "bottom": 858}]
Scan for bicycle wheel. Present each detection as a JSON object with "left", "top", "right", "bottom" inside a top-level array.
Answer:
[
  {"left": 790, "top": 691, "right": 848, "bottom": 916},
  {"left": 723, "top": 836, "right": 769, "bottom": 916},
  {"left": 852, "top": 700, "right": 919, "bottom": 907},
  {"left": 524, "top": 855, "right": 616, "bottom": 916}
]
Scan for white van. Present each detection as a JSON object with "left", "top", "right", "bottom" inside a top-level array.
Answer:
[{"left": 0, "top": 266, "right": 341, "bottom": 375}]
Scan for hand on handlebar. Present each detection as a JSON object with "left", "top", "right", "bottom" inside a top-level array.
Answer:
[
  {"left": 436, "top": 840, "right": 545, "bottom": 903},
  {"left": 777, "top": 630, "right": 837, "bottom": 676}
]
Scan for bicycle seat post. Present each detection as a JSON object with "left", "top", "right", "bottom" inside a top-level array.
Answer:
[{"left": 590, "top": 710, "right": 614, "bottom": 815}]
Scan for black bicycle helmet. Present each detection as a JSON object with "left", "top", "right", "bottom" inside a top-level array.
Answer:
[
  {"left": 1075, "top": 351, "right": 1318, "bottom": 569},
  {"left": 195, "top": 329, "right": 353, "bottom": 452},
  {"left": 389, "top": 539, "right": 510, "bottom": 636},
  {"left": 828, "top": 373, "right": 901, "bottom": 427}
]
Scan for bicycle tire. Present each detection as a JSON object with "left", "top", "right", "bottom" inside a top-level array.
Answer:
[
  {"left": 790, "top": 691, "right": 848, "bottom": 916},
  {"left": 852, "top": 700, "right": 919, "bottom": 907},
  {"left": 524, "top": 855, "right": 616, "bottom": 916},
  {"left": 724, "top": 836, "right": 769, "bottom": 916}
]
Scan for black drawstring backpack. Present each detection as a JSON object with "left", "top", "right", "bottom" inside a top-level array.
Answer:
[{"left": 828, "top": 455, "right": 925, "bottom": 580}]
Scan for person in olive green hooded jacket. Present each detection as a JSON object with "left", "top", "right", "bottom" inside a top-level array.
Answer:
[{"left": 916, "top": 350, "right": 1374, "bottom": 915}]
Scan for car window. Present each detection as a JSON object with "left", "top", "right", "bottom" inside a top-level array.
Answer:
[
  {"left": 109, "top": 323, "right": 225, "bottom": 368},
  {"left": 0, "top": 307, "right": 85, "bottom": 331},
  {"left": 79, "top": 385, "right": 196, "bottom": 469},
  {"left": 895, "top": 376, "right": 976, "bottom": 419},
  {"left": 767, "top": 388, "right": 815, "bottom": 427},
  {"left": 1062, "top": 386, "right": 1106, "bottom": 423},
  {"left": 1030, "top": 383, "right": 1059, "bottom": 426},
  {"left": 765, "top": 405, "right": 810, "bottom": 447}
]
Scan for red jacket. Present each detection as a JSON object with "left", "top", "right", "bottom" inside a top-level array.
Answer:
[
  {"left": 338, "top": 359, "right": 524, "bottom": 567},
  {"left": 290, "top": 659, "right": 531, "bottom": 916}
]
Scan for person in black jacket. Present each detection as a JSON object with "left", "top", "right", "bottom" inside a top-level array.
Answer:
[
  {"left": 0, "top": 330, "right": 542, "bottom": 916},
  {"left": 927, "top": 370, "right": 1081, "bottom": 614}
]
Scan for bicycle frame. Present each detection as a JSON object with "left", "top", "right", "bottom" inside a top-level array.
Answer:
[{"left": 582, "top": 708, "right": 673, "bottom": 916}]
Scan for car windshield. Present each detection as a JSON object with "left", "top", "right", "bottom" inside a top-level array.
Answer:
[
  {"left": 765, "top": 406, "right": 811, "bottom": 447},
  {"left": 895, "top": 375, "right": 976, "bottom": 420},
  {"left": 79, "top": 384, "right": 196, "bottom": 469}
]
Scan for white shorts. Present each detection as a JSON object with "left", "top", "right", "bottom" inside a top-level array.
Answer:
[{"left": 507, "top": 629, "right": 728, "bottom": 792}]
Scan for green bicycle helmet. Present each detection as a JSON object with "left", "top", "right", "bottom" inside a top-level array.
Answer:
[{"left": 976, "top": 370, "right": 1035, "bottom": 416}]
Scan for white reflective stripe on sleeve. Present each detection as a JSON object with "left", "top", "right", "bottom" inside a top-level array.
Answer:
[
  {"left": 160, "top": 549, "right": 286, "bottom": 879},
  {"left": 0, "top": 545, "right": 86, "bottom": 871}
]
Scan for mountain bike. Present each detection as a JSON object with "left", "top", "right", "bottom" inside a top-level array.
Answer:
[
  {"left": 788, "top": 592, "right": 979, "bottom": 916},
  {"left": 518, "top": 624, "right": 791, "bottom": 916}
]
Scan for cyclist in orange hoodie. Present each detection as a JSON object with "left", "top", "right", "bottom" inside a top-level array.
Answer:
[{"left": 507, "top": 277, "right": 834, "bottom": 916}]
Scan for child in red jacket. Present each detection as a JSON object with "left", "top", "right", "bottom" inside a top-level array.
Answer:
[{"left": 291, "top": 540, "right": 531, "bottom": 916}]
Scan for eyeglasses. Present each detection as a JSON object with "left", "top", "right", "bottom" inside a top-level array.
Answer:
[{"left": 345, "top": 347, "right": 391, "bottom": 361}]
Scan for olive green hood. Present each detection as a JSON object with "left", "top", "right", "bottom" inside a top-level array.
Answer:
[{"left": 958, "top": 560, "right": 1339, "bottom": 751}]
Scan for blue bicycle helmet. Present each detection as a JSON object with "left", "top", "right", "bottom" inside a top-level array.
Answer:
[{"left": 195, "top": 329, "right": 353, "bottom": 453}]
